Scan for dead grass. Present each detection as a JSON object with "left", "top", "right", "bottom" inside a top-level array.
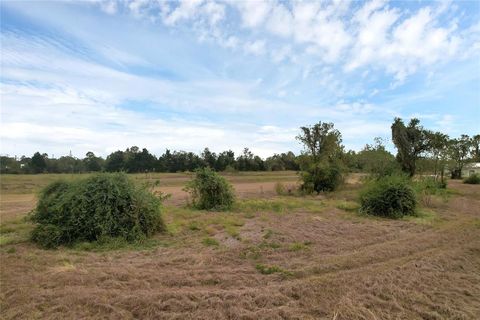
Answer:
[{"left": 1, "top": 174, "right": 479, "bottom": 319}]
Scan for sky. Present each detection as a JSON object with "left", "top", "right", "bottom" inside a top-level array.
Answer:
[{"left": 1, "top": 0, "right": 479, "bottom": 159}]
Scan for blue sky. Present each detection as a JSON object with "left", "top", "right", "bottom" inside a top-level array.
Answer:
[{"left": 1, "top": 0, "right": 479, "bottom": 158}]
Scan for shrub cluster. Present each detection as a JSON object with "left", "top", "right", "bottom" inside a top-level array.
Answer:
[
  {"left": 31, "top": 173, "right": 165, "bottom": 248},
  {"left": 185, "top": 168, "right": 235, "bottom": 210},
  {"left": 300, "top": 163, "right": 344, "bottom": 193},
  {"left": 464, "top": 173, "right": 480, "bottom": 184},
  {"left": 360, "top": 175, "right": 417, "bottom": 219}
]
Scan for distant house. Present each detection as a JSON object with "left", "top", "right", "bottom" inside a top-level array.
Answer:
[{"left": 462, "top": 162, "right": 480, "bottom": 177}]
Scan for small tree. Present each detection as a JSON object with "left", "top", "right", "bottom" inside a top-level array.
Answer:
[
  {"left": 357, "top": 137, "right": 399, "bottom": 178},
  {"left": 425, "top": 131, "right": 449, "bottom": 181},
  {"left": 185, "top": 168, "right": 235, "bottom": 210},
  {"left": 448, "top": 135, "right": 471, "bottom": 179},
  {"left": 296, "top": 122, "right": 345, "bottom": 193},
  {"left": 391, "top": 118, "right": 429, "bottom": 177}
]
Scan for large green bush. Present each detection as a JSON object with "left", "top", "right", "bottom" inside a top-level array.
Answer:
[
  {"left": 31, "top": 173, "right": 164, "bottom": 248},
  {"left": 300, "top": 162, "right": 344, "bottom": 193},
  {"left": 464, "top": 174, "right": 480, "bottom": 184},
  {"left": 360, "top": 175, "right": 417, "bottom": 219},
  {"left": 185, "top": 168, "right": 235, "bottom": 210}
]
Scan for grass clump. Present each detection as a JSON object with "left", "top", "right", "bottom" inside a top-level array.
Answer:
[
  {"left": 360, "top": 175, "right": 417, "bottom": 219},
  {"left": 255, "top": 263, "right": 292, "bottom": 276},
  {"left": 202, "top": 237, "right": 220, "bottom": 247},
  {"left": 30, "top": 173, "right": 165, "bottom": 249},
  {"left": 185, "top": 168, "right": 235, "bottom": 210},
  {"left": 464, "top": 173, "right": 480, "bottom": 184},
  {"left": 288, "top": 241, "right": 311, "bottom": 251}
]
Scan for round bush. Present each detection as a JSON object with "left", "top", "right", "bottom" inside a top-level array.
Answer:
[
  {"left": 360, "top": 175, "right": 417, "bottom": 219},
  {"left": 185, "top": 168, "right": 235, "bottom": 210},
  {"left": 31, "top": 173, "right": 165, "bottom": 248},
  {"left": 300, "top": 163, "right": 344, "bottom": 193},
  {"left": 464, "top": 173, "right": 480, "bottom": 184}
]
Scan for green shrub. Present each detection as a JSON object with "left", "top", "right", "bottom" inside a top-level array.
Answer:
[
  {"left": 300, "top": 162, "right": 344, "bottom": 193},
  {"left": 31, "top": 173, "right": 164, "bottom": 248},
  {"left": 184, "top": 168, "right": 235, "bottom": 210},
  {"left": 360, "top": 175, "right": 417, "bottom": 219},
  {"left": 414, "top": 177, "right": 447, "bottom": 192},
  {"left": 464, "top": 174, "right": 480, "bottom": 184}
]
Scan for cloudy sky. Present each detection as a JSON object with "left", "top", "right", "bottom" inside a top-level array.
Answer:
[{"left": 1, "top": 0, "right": 479, "bottom": 158}]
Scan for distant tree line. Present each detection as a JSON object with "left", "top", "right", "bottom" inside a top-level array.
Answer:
[
  {"left": 1, "top": 119, "right": 478, "bottom": 179},
  {"left": 0, "top": 147, "right": 299, "bottom": 174}
]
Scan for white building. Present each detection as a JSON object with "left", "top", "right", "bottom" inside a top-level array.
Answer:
[{"left": 462, "top": 162, "right": 480, "bottom": 177}]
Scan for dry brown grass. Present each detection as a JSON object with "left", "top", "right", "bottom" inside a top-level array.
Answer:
[{"left": 1, "top": 174, "right": 479, "bottom": 319}]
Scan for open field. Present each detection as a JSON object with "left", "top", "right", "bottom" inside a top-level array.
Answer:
[{"left": 1, "top": 172, "right": 479, "bottom": 319}]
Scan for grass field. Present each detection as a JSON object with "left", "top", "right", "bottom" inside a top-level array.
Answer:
[{"left": 1, "top": 172, "right": 479, "bottom": 319}]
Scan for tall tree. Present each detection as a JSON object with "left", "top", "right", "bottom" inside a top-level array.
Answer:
[
  {"left": 391, "top": 118, "right": 429, "bottom": 177},
  {"left": 471, "top": 134, "right": 480, "bottom": 162},
  {"left": 296, "top": 122, "right": 343, "bottom": 162},
  {"left": 425, "top": 131, "right": 449, "bottom": 180},
  {"left": 83, "top": 151, "right": 103, "bottom": 172},
  {"left": 448, "top": 135, "right": 471, "bottom": 179},
  {"left": 105, "top": 151, "right": 125, "bottom": 172},
  {"left": 296, "top": 122, "right": 345, "bottom": 193},
  {"left": 30, "top": 152, "right": 47, "bottom": 174}
]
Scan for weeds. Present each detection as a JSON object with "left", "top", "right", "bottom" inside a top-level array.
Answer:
[
  {"left": 202, "top": 237, "right": 219, "bottom": 247},
  {"left": 255, "top": 263, "right": 292, "bottom": 276}
]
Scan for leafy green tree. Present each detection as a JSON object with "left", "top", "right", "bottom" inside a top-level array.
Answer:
[
  {"left": 216, "top": 150, "right": 235, "bottom": 171},
  {"left": 201, "top": 148, "right": 217, "bottom": 169},
  {"left": 296, "top": 122, "right": 343, "bottom": 162},
  {"left": 471, "top": 134, "right": 480, "bottom": 161},
  {"left": 235, "top": 148, "right": 265, "bottom": 171},
  {"left": 448, "top": 135, "right": 471, "bottom": 179},
  {"left": 296, "top": 122, "right": 345, "bottom": 193},
  {"left": 357, "top": 137, "right": 398, "bottom": 177},
  {"left": 425, "top": 131, "right": 449, "bottom": 181},
  {"left": 105, "top": 151, "right": 125, "bottom": 172},
  {"left": 30, "top": 152, "right": 47, "bottom": 174},
  {"left": 83, "top": 151, "right": 103, "bottom": 172},
  {"left": 391, "top": 118, "right": 429, "bottom": 177},
  {"left": 0, "top": 156, "right": 22, "bottom": 173}
]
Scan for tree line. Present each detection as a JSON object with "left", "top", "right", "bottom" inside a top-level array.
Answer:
[
  {"left": 0, "top": 147, "right": 299, "bottom": 174},
  {"left": 1, "top": 118, "right": 478, "bottom": 178}
]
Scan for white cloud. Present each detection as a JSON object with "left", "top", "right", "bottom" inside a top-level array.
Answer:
[
  {"left": 266, "top": 4, "right": 293, "bottom": 37},
  {"left": 163, "top": 0, "right": 205, "bottom": 26},
  {"left": 244, "top": 40, "right": 266, "bottom": 56},
  {"left": 235, "top": 1, "right": 272, "bottom": 28}
]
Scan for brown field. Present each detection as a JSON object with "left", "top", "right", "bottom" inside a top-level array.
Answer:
[{"left": 0, "top": 172, "right": 479, "bottom": 319}]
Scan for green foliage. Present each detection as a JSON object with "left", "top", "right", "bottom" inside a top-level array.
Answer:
[
  {"left": 464, "top": 174, "right": 480, "bottom": 184},
  {"left": 255, "top": 263, "right": 283, "bottom": 274},
  {"left": 255, "top": 264, "right": 292, "bottom": 276},
  {"left": 360, "top": 175, "right": 417, "bottom": 219},
  {"left": 296, "top": 122, "right": 346, "bottom": 193},
  {"left": 184, "top": 168, "right": 235, "bottom": 210},
  {"left": 30, "top": 173, "right": 165, "bottom": 248},
  {"left": 202, "top": 237, "right": 220, "bottom": 247},
  {"left": 357, "top": 138, "right": 400, "bottom": 178},
  {"left": 30, "top": 152, "right": 47, "bottom": 174},
  {"left": 299, "top": 161, "right": 344, "bottom": 193},
  {"left": 391, "top": 118, "right": 429, "bottom": 177}
]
